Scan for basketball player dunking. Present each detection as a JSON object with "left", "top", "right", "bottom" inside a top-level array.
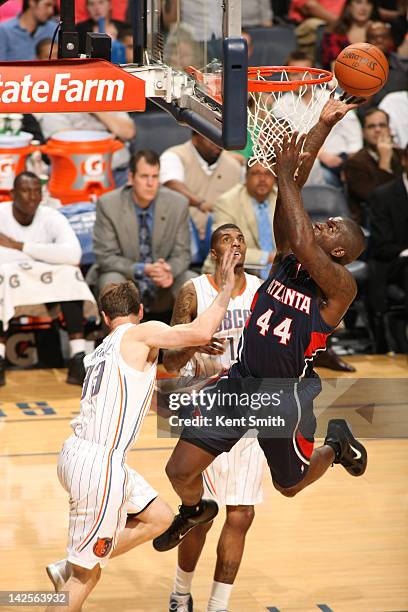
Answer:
[
  {"left": 153, "top": 97, "right": 369, "bottom": 562},
  {"left": 163, "top": 225, "right": 264, "bottom": 612},
  {"left": 45, "top": 249, "right": 239, "bottom": 612}
]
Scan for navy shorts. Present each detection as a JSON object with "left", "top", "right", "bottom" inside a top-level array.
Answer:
[{"left": 179, "top": 374, "right": 321, "bottom": 489}]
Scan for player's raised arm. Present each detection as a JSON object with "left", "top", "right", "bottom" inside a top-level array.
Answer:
[
  {"left": 296, "top": 95, "right": 363, "bottom": 188},
  {"left": 136, "top": 248, "right": 238, "bottom": 349},
  {"left": 275, "top": 133, "right": 365, "bottom": 327}
]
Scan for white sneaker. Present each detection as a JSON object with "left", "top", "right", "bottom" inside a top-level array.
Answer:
[
  {"left": 46, "top": 559, "right": 72, "bottom": 592},
  {"left": 169, "top": 592, "right": 193, "bottom": 611}
]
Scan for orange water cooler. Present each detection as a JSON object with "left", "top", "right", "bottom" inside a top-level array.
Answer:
[
  {"left": 41, "top": 130, "right": 124, "bottom": 204},
  {"left": 0, "top": 133, "right": 37, "bottom": 202}
]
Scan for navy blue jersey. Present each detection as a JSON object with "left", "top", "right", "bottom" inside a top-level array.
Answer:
[{"left": 230, "top": 254, "right": 335, "bottom": 379}]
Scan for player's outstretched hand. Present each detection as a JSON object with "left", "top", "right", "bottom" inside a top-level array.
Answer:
[
  {"left": 320, "top": 92, "right": 366, "bottom": 128},
  {"left": 219, "top": 246, "right": 239, "bottom": 292},
  {"left": 274, "top": 132, "right": 308, "bottom": 179}
]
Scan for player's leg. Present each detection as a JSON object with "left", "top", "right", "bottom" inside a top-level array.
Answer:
[
  {"left": 110, "top": 496, "right": 173, "bottom": 557},
  {"left": 206, "top": 504, "right": 255, "bottom": 612},
  {"left": 0, "top": 321, "right": 7, "bottom": 386},
  {"left": 170, "top": 522, "right": 214, "bottom": 611},
  {"left": 153, "top": 439, "right": 219, "bottom": 553},
  {"left": 45, "top": 563, "right": 101, "bottom": 612},
  {"left": 59, "top": 300, "right": 86, "bottom": 385},
  {"left": 259, "top": 383, "right": 367, "bottom": 497}
]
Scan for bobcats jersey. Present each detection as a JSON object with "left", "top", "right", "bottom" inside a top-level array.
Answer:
[
  {"left": 182, "top": 273, "right": 262, "bottom": 378},
  {"left": 231, "top": 254, "right": 335, "bottom": 380},
  {"left": 70, "top": 322, "right": 157, "bottom": 453}
]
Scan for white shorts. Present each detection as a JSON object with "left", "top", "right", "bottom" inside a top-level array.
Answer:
[
  {"left": 203, "top": 432, "right": 264, "bottom": 506},
  {"left": 57, "top": 435, "right": 157, "bottom": 569}
]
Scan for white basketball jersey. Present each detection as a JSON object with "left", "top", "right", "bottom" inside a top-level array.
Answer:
[
  {"left": 182, "top": 273, "right": 261, "bottom": 377},
  {"left": 70, "top": 323, "right": 156, "bottom": 454}
]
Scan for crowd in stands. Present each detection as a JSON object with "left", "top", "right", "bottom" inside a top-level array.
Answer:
[{"left": 0, "top": 0, "right": 407, "bottom": 382}]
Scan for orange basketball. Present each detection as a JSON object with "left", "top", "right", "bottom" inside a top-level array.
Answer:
[{"left": 334, "top": 42, "right": 389, "bottom": 97}]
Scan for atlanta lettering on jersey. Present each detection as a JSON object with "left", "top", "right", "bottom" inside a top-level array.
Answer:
[
  {"left": 216, "top": 309, "right": 251, "bottom": 333},
  {"left": 266, "top": 279, "right": 311, "bottom": 315}
]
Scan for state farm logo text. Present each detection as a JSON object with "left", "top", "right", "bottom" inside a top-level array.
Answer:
[{"left": 0, "top": 73, "right": 125, "bottom": 104}]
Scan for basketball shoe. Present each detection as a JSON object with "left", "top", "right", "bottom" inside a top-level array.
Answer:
[
  {"left": 46, "top": 559, "right": 72, "bottom": 592},
  {"left": 153, "top": 499, "right": 218, "bottom": 552},
  {"left": 169, "top": 593, "right": 193, "bottom": 611},
  {"left": 324, "top": 419, "right": 367, "bottom": 476}
]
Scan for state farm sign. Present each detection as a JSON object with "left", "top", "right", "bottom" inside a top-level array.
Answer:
[{"left": 0, "top": 58, "right": 145, "bottom": 113}]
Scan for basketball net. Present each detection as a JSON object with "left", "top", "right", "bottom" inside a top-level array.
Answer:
[{"left": 247, "top": 67, "right": 336, "bottom": 175}]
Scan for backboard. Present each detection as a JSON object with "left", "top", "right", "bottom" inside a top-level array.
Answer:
[{"left": 129, "top": 0, "right": 248, "bottom": 149}]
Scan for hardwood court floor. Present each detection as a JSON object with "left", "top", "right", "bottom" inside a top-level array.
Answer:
[{"left": 1, "top": 355, "right": 407, "bottom": 612}]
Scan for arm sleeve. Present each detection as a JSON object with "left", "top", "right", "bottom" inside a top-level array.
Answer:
[
  {"left": 93, "top": 201, "right": 136, "bottom": 278},
  {"left": 23, "top": 211, "right": 82, "bottom": 265},
  {"left": 260, "top": 0, "right": 273, "bottom": 22},
  {"left": 159, "top": 151, "right": 185, "bottom": 184},
  {"left": 166, "top": 202, "right": 191, "bottom": 279},
  {"left": 34, "top": 113, "right": 73, "bottom": 139},
  {"left": 345, "top": 156, "right": 394, "bottom": 203}
]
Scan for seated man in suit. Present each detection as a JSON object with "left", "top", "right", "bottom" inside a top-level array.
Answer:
[
  {"left": 367, "top": 144, "right": 408, "bottom": 353},
  {"left": 203, "top": 161, "right": 277, "bottom": 278},
  {"left": 93, "top": 150, "right": 195, "bottom": 321},
  {"left": 344, "top": 108, "right": 403, "bottom": 226}
]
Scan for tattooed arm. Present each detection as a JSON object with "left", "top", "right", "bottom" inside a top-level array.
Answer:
[{"left": 162, "top": 281, "right": 198, "bottom": 373}]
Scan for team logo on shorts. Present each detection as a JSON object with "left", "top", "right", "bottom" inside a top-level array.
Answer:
[{"left": 93, "top": 537, "right": 113, "bottom": 558}]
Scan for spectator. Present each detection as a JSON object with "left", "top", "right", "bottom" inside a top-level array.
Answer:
[
  {"left": 92, "top": 150, "right": 195, "bottom": 320},
  {"left": 242, "top": 0, "right": 273, "bottom": 27},
  {"left": 76, "top": 0, "right": 128, "bottom": 54},
  {"left": 203, "top": 161, "right": 277, "bottom": 278},
  {"left": 344, "top": 107, "right": 403, "bottom": 225},
  {"left": 0, "top": 0, "right": 56, "bottom": 60},
  {"left": 163, "top": 23, "right": 202, "bottom": 71},
  {"left": 321, "top": 0, "right": 380, "bottom": 70},
  {"left": 367, "top": 145, "right": 408, "bottom": 352},
  {"left": 379, "top": 90, "right": 408, "bottom": 148},
  {"left": 364, "top": 21, "right": 408, "bottom": 107},
  {"left": 0, "top": 172, "right": 97, "bottom": 386},
  {"left": 117, "top": 26, "right": 134, "bottom": 64},
  {"left": 289, "top": 0, "right": 346, "bottom": 59},
  {"left": 34, "top": 109, "right": 135, "bottom": 187},
  {"left": 35, "top": 36, "right": 58, "bottom": 59},
  {"left": 160, "top": 132, "right": 241, "bottom": 264},
  {"left": 74, "top": 0, "right": 127, "bottom": 23}
]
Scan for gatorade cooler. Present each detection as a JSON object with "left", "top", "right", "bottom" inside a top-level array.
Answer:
[
  {"left": 41, "top": 130, "right": 124, "bottom": 204},
  {"left": 0, "top": 132, "right": 36, "bottom": 202}
]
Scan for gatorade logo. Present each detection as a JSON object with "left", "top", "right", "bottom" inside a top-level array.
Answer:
[
  {"left": 83, "top": 155, "right": 106, "bottom": 177},
  {"left": 0, "top": 73, "right": 125, "bottom": 104},
  {"left": 0, "top": 156, "right": 16, "bottom": 176}
]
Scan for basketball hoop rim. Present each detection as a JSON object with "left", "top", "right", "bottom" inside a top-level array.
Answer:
[{"left": 247, "top": 66, "right": 334, "bottom": 93}]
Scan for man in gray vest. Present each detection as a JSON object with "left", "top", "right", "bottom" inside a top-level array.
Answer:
[{"left": 160, "top": 132, "right": 242, "bottom": 265}]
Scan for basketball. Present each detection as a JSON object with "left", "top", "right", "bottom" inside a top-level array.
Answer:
[{"left": 334, "top": 42, "right": 389, "bottom": 98}]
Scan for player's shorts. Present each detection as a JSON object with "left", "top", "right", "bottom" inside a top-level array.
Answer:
[
  {"left": 57, "top": 435, "right": 158, "bottom": 569},
  {"left": 203, "top": 433, "right": 264, "bottom": 506},
  {"left": 180, "top": 374, "right": 321, "bottom": 489}
]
